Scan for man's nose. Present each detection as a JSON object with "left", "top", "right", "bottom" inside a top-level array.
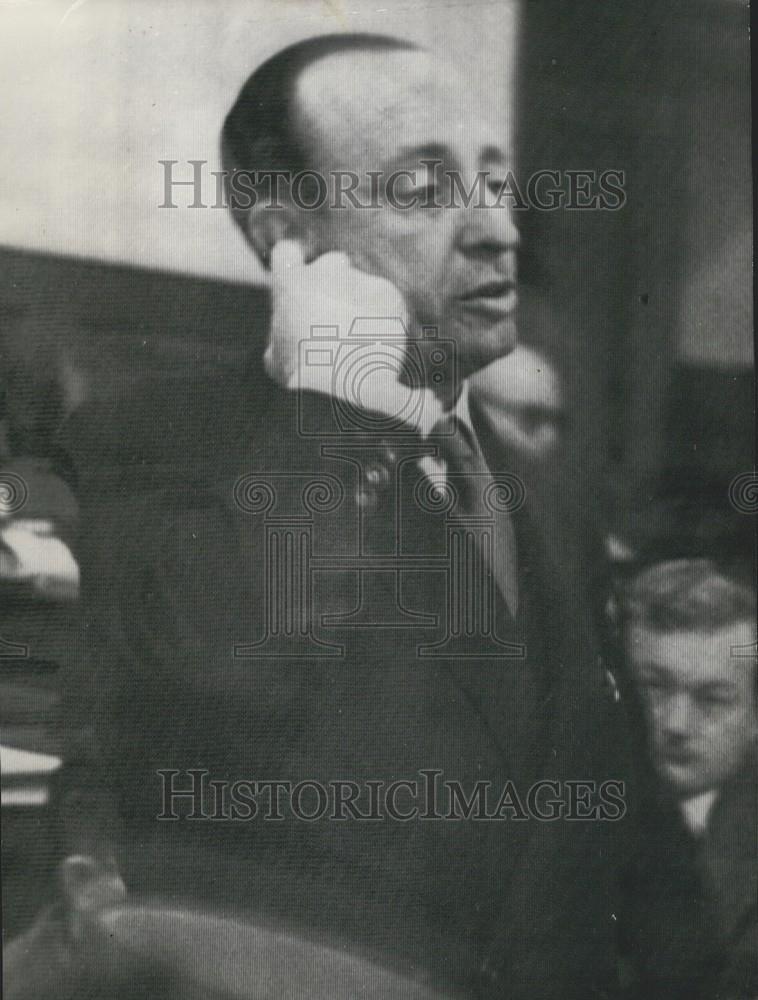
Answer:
[
  {"left": 456, "top": 200, "right": 519, "bottom": 259},
  {"left": 661, "top": 693, "right": 693, "bottom": 740}
]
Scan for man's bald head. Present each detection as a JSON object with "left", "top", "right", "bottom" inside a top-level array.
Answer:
[
  {"left": 292, "top": 46, "right": 476, "bottom": 173},
  {"left": 221, "top": 33, "right": 420, "bottom": 240}
]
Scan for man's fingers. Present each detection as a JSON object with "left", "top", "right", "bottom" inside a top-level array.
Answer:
[
  {"left": 312, "top": 251, "right": 351, "bottom": 271},
  {"left": 270, "top": 239, "right": 305, "bottom": 273}
]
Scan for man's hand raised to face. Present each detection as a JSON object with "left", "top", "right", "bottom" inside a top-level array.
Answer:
[{"left": 265, "top": 239, "right": 444, "bottom": 431}]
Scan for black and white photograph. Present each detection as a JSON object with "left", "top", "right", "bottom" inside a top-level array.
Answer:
[{"left": 1, "top": 1, "right": 755, "bottom": 997}]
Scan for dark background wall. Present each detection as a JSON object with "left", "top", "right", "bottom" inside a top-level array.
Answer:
[{"left": 516, "top": 0, "right": 753, "bottom": 552}]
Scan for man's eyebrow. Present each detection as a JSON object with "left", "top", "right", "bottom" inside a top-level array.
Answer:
[
  {"left": 479, "top": 144, "right": 509, "bottom": 166},
  {"left": 385, "top": 142, "right": 510, "bottom": 171},
  {"left": 637, "top": 667, "right": 669, "bottom": 683},
  {"left": 696, "top": 681, "right": 737, "bottom": 698},
  {"left": 636, "top": 662, "right": 683, "bottom": 684}
]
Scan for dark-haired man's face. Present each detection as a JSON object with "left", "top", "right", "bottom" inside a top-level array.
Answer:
[
  {"left": 294, "top": 49, "right": 519, "bottom": 380},
  {"left": 629, "top": 624, "right": 757, "bottom": 797}
]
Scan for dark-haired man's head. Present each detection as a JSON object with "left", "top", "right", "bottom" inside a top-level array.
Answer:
[
  {"left": 222, "top": 33, "right": 519, "bottom": 377},
  {"left": 623, "top": 559, "right": 757, "bottom": 798}
]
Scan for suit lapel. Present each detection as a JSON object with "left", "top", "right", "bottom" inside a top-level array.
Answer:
[{"left": 470, "top": 393, "right": 597, "bottom": 771}]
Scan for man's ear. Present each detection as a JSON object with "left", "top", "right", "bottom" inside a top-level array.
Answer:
[{"left": 243, "top": 204, "right": 318, "bottom": 268}]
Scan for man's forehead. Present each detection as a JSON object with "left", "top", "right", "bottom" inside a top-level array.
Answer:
[
  {"left": 630, "top": 626, "right": 755, "bottom": 686},
  {"left": 295, "top": 48, "right": 506, "bottom": 166}
]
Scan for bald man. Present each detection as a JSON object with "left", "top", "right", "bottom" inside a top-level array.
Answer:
[{"left": 60, "top": 34, "right": 624, "bottom": 1000}]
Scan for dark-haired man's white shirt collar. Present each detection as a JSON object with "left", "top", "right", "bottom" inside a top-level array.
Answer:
[{"left": 679, "top": 789, "right": 718, "bottom": 837}]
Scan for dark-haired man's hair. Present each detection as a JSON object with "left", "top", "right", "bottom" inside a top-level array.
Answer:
[
  {"left": 221, "top": 33, "right": 419, "bottom": 246},
  {"left": 622, "top": 558, "right": 756, "bottom": 635}
]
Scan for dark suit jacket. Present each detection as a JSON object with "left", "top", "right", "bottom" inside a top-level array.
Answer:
[
  {"left": 62, "top": 373, "right": 623, "bottom": 999},
  {"left": 621, "top": 751, "right": 758, "bottom": 999}
]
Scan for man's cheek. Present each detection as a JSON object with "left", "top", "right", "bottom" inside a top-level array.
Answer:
[
  {"left": 718, "top": 716, "right": 753, "bottom": 760},
  {"left": 386, "top": 272, "right": 436, "bottom": 327},
  {"left": 359, "top": 239, "right": 409, "bottom": 287}
]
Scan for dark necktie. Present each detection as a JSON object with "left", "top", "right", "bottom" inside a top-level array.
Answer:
[{"left": 431, "top": 413, "right": 519, "bottom": 618}]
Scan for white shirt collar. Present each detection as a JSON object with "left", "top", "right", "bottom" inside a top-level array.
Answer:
[
  {"left": 446, "top": 380, "right": 475, "bottom": 440},
  {"left": 679, "top": 789, "right": 718, "bottom": 836}
]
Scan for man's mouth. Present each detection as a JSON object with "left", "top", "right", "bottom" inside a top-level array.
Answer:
[
  {"left": 458, "top": 280, "right": 517, "bottom": 316},
  {"left": 661, "top": 748, "right": 699, "bottom": 768}
]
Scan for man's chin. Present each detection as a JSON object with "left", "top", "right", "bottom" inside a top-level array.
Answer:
[
  {"left": 456, "top": 316, "right": 519, "bottom": 378},
  {"left": 658, "top": 762, "right": 710, "bottom": 799}
]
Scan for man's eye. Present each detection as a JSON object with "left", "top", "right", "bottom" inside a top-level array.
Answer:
[
  {"left": 642, "top": 683, "right": 667, "bottom": 700},
  {"left": 698, "top": 692, "right": 735, "bottom": 710},
  {"left": 415, "top": 184, "right": 442, "bottom": 206}
]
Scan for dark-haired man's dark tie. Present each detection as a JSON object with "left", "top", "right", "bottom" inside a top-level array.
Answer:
[{"left": 432, "top": 413, "right": 519, "bottom": 619}]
